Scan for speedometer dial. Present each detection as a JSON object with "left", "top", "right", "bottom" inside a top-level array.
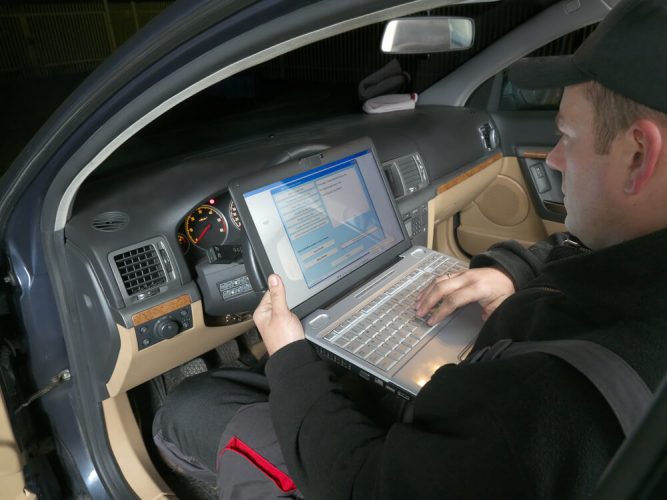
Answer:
[
  {"left": 229, "top": 201, "right": 242, "bottom": 229},
  {"left": 177, "top": 232, "right": 190, "bottom": 255},
  {"left": 185, "top": 204, "right": 228, "bottom": 249}
]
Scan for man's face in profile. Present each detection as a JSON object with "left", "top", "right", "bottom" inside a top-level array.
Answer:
[{"left": 546, "top": 84, "right": 626, "bottom": 249}]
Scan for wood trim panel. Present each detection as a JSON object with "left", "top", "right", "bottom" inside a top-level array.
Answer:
[
  {"left": 521, "top": 151, "right": 549, "bottom": 159},
  {"left": 131, "top": 294, "right": 191, "bottom": 326},
  {"left": 436, "top": 152, "right": 503, "bottom": 195}
]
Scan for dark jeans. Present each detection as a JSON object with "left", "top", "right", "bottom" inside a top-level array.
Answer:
[
  {"left": 153, "top": 366, "right": 410, "bottom": 488},
  {"left": 153, "top": 369, "right": 270, "bottom": 484}
]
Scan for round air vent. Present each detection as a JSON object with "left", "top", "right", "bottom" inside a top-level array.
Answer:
[{"left": 92, "top": 211, "right": 129, "bottom": 232}]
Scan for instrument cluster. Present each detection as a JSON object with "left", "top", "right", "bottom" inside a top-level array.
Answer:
[{"left": 177, "top": 192, "right": 242, "bottom": 259}]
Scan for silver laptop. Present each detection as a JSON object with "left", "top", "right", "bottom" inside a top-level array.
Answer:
[{"left": 230, "top": 137, "right": 483, "bottom": 398}]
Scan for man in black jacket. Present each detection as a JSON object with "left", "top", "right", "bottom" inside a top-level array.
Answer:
[
  {"left": 154, "top": 0, "right": 667, "bottom": 497},
  {"left": 251, "top": 0, "right": 667, "bottom": 498}
]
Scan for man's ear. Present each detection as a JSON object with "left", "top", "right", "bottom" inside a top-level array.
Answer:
[{"left": 624, "top": 119, "right": 663, "bottom": 195}]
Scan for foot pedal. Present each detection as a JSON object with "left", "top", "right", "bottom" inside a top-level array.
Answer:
[
  {"left": 163, "top": 357, "right": 208, "bottom": 392},
  {"left": 181, "top": 358, "right": 207, "bottom": 377}
]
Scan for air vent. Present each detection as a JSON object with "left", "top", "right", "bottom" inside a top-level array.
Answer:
[
  {"left": 92, "top": 211, "right": 129, "bottom": 232},
  {"left": 383, "top": 152, "right": 428, "bottom": 199},
  {"left": 113, "top": 244, "right": 166, "bottom": 296},
  {"left": 478, "top": 123, "right": 499, "bottom": 151}
]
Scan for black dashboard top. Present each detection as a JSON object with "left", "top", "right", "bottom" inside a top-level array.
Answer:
[{"left": 66, "top": 106, "right": 497, "bottom": 320}]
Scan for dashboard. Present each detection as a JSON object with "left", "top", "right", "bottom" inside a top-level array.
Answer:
[{"left": 64, "top": 105, "right": 498, "bottom": 396}]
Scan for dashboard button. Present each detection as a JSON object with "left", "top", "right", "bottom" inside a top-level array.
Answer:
[{"left": 154, "top": 319, "right": 179, "bottom": 339}]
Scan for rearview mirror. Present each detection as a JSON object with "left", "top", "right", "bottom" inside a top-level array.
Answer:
[{"left": 381, "top": 17, "right": 474, "bottom": 54}]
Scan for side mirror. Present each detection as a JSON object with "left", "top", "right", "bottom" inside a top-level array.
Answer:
[{"left": 381, "top": 17, "right": 474, "bottom": 54}]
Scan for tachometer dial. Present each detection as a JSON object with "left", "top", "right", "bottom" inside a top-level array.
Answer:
[
  {"left": 177, "top": 232, "right": 190, "bottom": 255},
  {"left": 185, "top": 204, "right": 228, "bottom": 249},
  {"left": 230, "top": 201, "right": 242, "bottom": 229}
]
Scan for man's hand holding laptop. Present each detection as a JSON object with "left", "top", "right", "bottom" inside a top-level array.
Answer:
[
  {"left": 254, "top": 274, "right": 306, "bottom": 355},
  {"left": 254, "top": 267, "right": 514, "bottom": 357}
]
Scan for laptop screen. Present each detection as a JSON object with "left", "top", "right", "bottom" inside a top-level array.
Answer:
[{"left": 241, "top": 146, "right": 406, "bottom": 309}]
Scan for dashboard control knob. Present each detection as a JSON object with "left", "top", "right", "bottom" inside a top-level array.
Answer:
[{"left": 154, "top": 319, "right": 179, "bottom": 339}]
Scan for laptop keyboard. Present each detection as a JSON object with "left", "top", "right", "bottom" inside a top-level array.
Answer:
[{"left": 322, "top": 253, "right": 467, "bottom": 372}]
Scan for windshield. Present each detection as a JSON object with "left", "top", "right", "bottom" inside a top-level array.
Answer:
[{"left": 1, "top": 1, "right": 560, "bottom": 180}]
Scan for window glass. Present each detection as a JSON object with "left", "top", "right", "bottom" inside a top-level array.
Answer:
[
  {"left": 496, "top": 23, "right": 598, "bottom": 111},
  {"left": 96, "top": 1, "right": 558, "bottom": 178}
]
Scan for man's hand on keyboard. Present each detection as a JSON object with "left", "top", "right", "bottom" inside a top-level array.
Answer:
[
  {"left": 253, "top": 274, "right": 305, "bottom": 356},
  {"left": 415, "top": 267, "right": 515, "bottom": 325}
]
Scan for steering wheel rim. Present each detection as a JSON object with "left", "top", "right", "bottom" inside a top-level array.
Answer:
[{"left": 241, "top": 229, "right": 266, "bottom": 292}]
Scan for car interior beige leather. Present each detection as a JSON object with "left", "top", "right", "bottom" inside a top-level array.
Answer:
[
  {"left": 103, "top": 395, "right": 176, "bottom": 499},
  {"left": 429, "top": 155, "right": 565, "bottom": 257}
]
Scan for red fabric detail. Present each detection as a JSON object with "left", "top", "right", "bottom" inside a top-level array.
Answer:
[{"left": 219, "top": 436, "right": 297, "bottom": 493}]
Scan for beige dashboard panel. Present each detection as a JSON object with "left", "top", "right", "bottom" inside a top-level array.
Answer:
[
  {"left": 107, "top": 297, "right": 253, "bottom": 396},
  {"left": 103, "top": 395, "right": 176, "bottom": 500}
]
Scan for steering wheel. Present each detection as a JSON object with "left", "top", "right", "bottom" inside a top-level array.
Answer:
[{"left": 241, "top": 229, "right": 265, "bottom": 292}]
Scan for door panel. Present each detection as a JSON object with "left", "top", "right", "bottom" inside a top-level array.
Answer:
[
  {"left": 428, "top": 109, "right": 568, "bottom": 257},
  {"left": 429, "top": 155, "right": 565, "bottom": 258},
  {"left": 0, "top": 391, "right": 34, "bottom": 499},
  {"left": 515, "top": 147, "right": 566, "bottom": 222},
  {"left": 428, "top": 154, "right": 504, "bottom": 259},
  {"left": 456, "top": 156, "right": 564, "bottom": 255},
  {"left": 492, "top": 111, "right": 566, "bottom": 221}
]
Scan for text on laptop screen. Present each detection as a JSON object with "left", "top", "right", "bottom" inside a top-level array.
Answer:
[{"left": 243, "top": 149, "right": 405, "bottom": 308}]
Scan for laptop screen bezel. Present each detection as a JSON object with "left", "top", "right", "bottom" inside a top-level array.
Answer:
[{"left": 229, "top": 137, "right": 412, "bottom": 318}]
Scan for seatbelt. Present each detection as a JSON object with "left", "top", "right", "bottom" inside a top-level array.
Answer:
[{"left": 465, "top": 339, "right": 654, "bottom": 437}]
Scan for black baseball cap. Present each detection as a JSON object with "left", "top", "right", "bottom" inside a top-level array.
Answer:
[{"left": 508, "top": 0, "right": 667, "bottom": 114}]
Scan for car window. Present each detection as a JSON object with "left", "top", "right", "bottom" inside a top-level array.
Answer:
[
  {"left": 0, "top": 1, "right": 170, "bottom": 179},
  {"left": 468, "top": 23, "right": 598, "bottom": 111},
  {"left": 2, "top": 1, "right": 561, "bottom": 182},
  {"left": 92, "top": 1, "right": 559, "bottom": 179}
]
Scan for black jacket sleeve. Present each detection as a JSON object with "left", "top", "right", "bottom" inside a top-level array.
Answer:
[
  {"left": 469, "top": 232, "right": 572, "bottom": 290},
  {"left": 266, "top": 340, "right": 386, "bottom": 500},
  {"left": 265, "top": 341, "right": 527, "bottom": 500}
]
